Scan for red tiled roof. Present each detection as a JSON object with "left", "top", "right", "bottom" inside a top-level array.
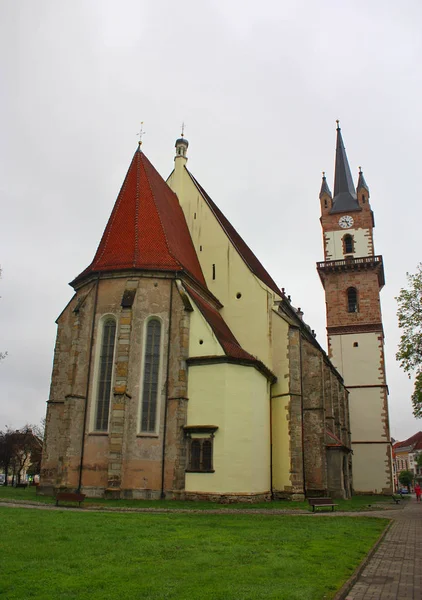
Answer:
[
  {"left": 395, "top": 431, "right": 422, "bottom": 450},
  {"left": 186, "top": 169, "right": 282, "bottom": 297},
  {"left": 72, "top": 149, "right": 206, "bottom": 287},
  {"left": 185, "top": 285, "right": 257, "bottom": 362}
]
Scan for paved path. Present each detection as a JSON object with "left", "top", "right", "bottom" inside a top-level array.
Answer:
[{"left": 345, "top": 496, "right": 422, "bottom": 600}]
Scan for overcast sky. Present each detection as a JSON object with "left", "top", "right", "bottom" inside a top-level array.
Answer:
[{"left": 1, "top": 0, "right": 421, "bottom": 441}]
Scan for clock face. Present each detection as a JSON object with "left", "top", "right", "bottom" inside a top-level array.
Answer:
[{"left": 338, "top": 215, "right": 354, "bottom": 229}]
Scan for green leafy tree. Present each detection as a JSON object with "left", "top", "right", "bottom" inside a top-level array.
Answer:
[
  {"left": 396, "top": 263, "right": 422, "bottom": 418},
  {"left": 398, "top": 470, "right": 414, "bottom": 490}
]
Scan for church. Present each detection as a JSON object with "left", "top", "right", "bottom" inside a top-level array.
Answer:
[{"left": 39, "top": 125, "right": 392, "bottom": 501}]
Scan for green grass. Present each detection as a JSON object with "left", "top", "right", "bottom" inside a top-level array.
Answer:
[
  {"left": 0, "top": 507, "right": 388, "bottom": 600},
  {"left": 0, "top": 485, "right": 404, "bottom": 512}
]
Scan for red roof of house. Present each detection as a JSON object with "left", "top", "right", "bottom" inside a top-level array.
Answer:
[
  {"left": 72, "top": 149, "right": 206, "bottom": 287},
  {"left": 395, "top": 431, "right": 422, "bottom": 450},
  {"left": 186, "top": 170, "right": 282, "bottom": 297}
]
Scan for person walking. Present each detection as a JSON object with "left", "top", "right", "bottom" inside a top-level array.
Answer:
[{"left": 415, "top": 482, "right": 421, "bottom": 502}]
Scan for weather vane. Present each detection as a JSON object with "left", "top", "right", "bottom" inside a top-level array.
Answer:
[
  {"left": 181, "top": 121, "right": 186, "bottom": 137},
  {"left": 137, "top": 122, "right": 145, "bottom": 146}
]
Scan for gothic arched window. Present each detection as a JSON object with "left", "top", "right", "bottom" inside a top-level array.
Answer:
[
  {"left": 343, "top": 235, "right": 354, "bottom": 254},
  {"left": 95, "top": 317, "right": 116, "bottom": 431},
  {"left": 140, "top": 318, "right": 162, "bottom": 433},
  {"left": 347, "top": 288, "right": 359, "bottom": 313}
]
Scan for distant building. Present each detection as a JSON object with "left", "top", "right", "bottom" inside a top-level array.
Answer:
[{"left": 393, "top": 432, "right": 422, "bottom": 489}]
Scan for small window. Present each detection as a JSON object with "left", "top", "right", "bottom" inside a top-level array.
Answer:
[
  {"left": 187, "top": 438, "right": 214, "bottom": 472},
  {"left": 324, "top": 199, "right": 328, "bottom": 209},
  {"left": 343, "top": 235, "right": 354, "bottom": 254},
  {"left": 184, "top": 426, "right": 217, "bottom": 473},
  {"left": 212, "top": 264, "right": 216, "bottom": 280},
  {"left": 362, "top": 194, "right": 366, "bottom": 204},
  {"left": 347, "top": 288, "right": 358, "bottom": 313}
]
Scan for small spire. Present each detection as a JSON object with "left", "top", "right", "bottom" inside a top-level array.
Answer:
[
  {"left": 175, "top": 125, "right": 189, "bottom": 160},
  {"left": 319, "top": 170, "right": 332, "bottom": 199},
  {"left": 357, "top": 166, "right": 369, "bottom": 193},
  {"left": 336, "top": 119, "right": 340, "bottom": 130}
]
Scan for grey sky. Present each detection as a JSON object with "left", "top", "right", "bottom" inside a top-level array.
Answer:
[{"left": 1, "top": 0, "right": 421, "bottom": 440}]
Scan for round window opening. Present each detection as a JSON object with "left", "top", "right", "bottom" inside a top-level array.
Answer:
[
  {"left": 236, "top": 293, "right": 242, "bottom": 299},
  {"left": 199, "top": 339, "right": 204, "bottom": 345}
]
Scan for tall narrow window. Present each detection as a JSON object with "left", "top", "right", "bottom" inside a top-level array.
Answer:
[
  {"left": 347, "top": 288, "right": 358, "bottom": 313},
  {"left": 95, "top": 318, "right": 116, "bottom": 431},
  {"left": 344, "top": 235, "right": 353, "bottom": 254},
  {"left": 141, "top": 318, "right": 161, "bottom": 433}
]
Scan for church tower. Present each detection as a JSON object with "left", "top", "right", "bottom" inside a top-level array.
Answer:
[{"left": 317, "top": 122, "right": 393, "bottom": 494}]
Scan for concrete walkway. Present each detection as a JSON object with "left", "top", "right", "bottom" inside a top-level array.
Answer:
[{"left": 345, "top": 496, "right": 422, "bottom": 600}]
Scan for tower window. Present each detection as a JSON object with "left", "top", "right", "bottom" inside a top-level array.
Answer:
[
  {"left": 140, "top": 318, "right": 162, "bottom": 433},
  {"left": 347, "top": 288, "right": 359, "bottom": 313},
  {"left": 212, "top": 264, "right": 216, "bottom": 280},
  {"left": 324, "top": 199, "right": 328, "bottom": 209},
  {"left": 362, "top": 194, "right": 366, "bottom": 204},
  {"left": 343, "top": 234, "right": 354, "bottom": 254},
  {"left": 95, "top": 317, "right": 117, "bottom": 431}
]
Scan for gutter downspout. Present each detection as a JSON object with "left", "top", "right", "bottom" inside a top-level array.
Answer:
[
  {"left": 160, "top": 278, "right": 174, "bottom": 499},
  {"left": 299, "top": 332, "right": 307, "bottom": 497},
  {"left": 270, "top": 382, "right": 274, "bottom": 499},
  {"left": 78, "top": 275, "right": 100, "bottom": 492}
]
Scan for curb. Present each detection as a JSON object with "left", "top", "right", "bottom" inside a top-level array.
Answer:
[{"left": 332, "top": 519, "right": 394, "bottom": 600}]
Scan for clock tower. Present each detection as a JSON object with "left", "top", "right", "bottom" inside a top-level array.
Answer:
[{"left": 317, "top": 123, "right": 393, "bottom": 494}]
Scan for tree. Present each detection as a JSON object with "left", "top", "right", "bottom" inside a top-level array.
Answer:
[
  {"left": 0, "top": 425, "right": 43, "bottom": 484},
  {"left": 398, "top": 469, "right": 414, "bottom": 490},
  {"left": 396, "top": 263, "right": 422, "bottom": 418}
]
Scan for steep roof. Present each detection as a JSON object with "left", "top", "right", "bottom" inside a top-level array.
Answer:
[
  {"left": 186, "top": 170, "right": 282, "bottom": 297},
  {"left": 319, "top": 174, "right": 332, "bottom": 199},
  {"left": 72, "top": 148, "right": 206, "bottom": 287},
  {"left": 330, "top": 125, "right": 361, "bottom": 214}
]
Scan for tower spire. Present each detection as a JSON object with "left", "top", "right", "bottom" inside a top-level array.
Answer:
[
  {"left": 357, "top": 166, "right": 369, "bottom": 193},
  {"left": 319, "top": 171, "right": 332, "bottom": 199},
  {"left": 330, "top": 121, "right": 360, "bottom": 214}
]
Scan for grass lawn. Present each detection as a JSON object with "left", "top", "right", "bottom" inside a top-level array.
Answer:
[
  {"left": 0, "top": 507, "right": 388, "bottom": 600},
  {"left": 0, "top": 484, "right": 405, "bottom": 512}
]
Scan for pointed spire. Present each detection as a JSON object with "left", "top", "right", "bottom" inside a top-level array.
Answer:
[
  {"left": 319, "top": 171, "right": 332, "bottom": 199},
  {"left": 330, "top": 121, "right": 361, "bottom": 214},
  {"left": 71, "top": 147, "right": 206, "bottom": 288},
  {"left": 357, "top": 166, "right": 369, "bottom": 193}
]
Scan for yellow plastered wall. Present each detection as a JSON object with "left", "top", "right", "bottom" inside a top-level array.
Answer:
[
  {"left": 329, "top": 333, "right": 384, "bottom": 385},
  {"left": 188, "top": 297, "right": 224, "bottom": 358},
  {"left": 168, "top": 167, "right": 278, "bottom": 369},
  {"left": 270, "top": 311, "right": 291, "bottom": 489},
  {"left": 352, "top": 443, "right": 391, "bottom": 493},
  {"left": 348, "top": 388, "right": 387, "bottom": 440},
  {"left": 186, "top": 363, "right": 270, "bottom": 493},
  {"left": 324, "top": 228, "right": 372, "bottom": 260}
]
